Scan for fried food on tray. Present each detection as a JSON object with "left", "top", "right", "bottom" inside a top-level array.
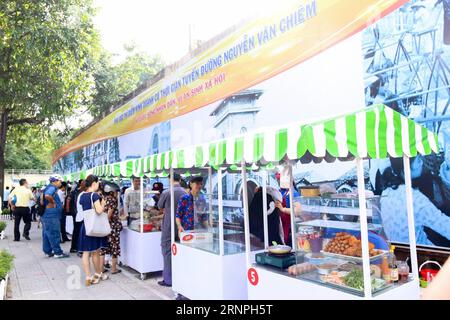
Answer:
[{"left": 323, "top": 232, "right": 381, "bottom": 258}]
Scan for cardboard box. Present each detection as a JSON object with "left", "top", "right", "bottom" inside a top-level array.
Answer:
[{"left": 180, "top": 231, "right": 213, "bottom": 244}]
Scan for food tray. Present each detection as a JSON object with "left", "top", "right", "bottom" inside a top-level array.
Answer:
[
  {"left": 320, "top": 250, "right": 388, "bottom": 262},
  {"left": 319, "top": 275, "right": 388, "bottom": 294},
  {"left": 318, "top": 274, "right": 363, "bottom": 295},
  {"left": 304, "top": 253, "right": 331, "bottom": 265}
]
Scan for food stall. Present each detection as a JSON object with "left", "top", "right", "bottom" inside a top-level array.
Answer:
[
  {"left": 93, "top": 161, "right": 163, "bottom": 280},
  {"left": 64, "top": 103, "right": 439, "bottom": 299},
  {"left": 92, "top": 153, "right": 261, "bottom": 296},
  {"left": 236, "top": 104, "right": 439, "bottom": 299},
  {"left": 170, "top": 165, "right": 268, "bottom": 300}
]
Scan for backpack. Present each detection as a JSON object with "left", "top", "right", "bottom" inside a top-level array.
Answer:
[
  {"left": 67, "top": 189, "right": 78, "bottom": 216},
  {"left": 38, "top": 193, "right": 45, "bottom": 216},
  {"left": 38, "top": 186, "right": 58, "bottom": 217}
]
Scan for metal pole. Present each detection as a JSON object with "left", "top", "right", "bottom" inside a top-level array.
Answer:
[
  {"left": 356, "top": 158, "right": 372, "bottom": 298},
  {"left": 208, "top": 167, "right": 213, "bottom": 230},
  {"left": 218, "top": 168, "right": 224, "bottom": 256},
  {"left": 288, "top": 164, "right": 296, "bottom": 250},
  {"left": 403, "top": 155, "right": 419, "bottom": 283},
  {"left": 261, "top": 170, "right": 269, "bottom": 250},
  {"left": 170, "top": 167, "right": 175, "bottom": 245},
  {"left": 241, "top": 161, "right": 251, "bottom": 267},
  {"left": 140, "top": 176, "right": 144, "bottom": 234}
]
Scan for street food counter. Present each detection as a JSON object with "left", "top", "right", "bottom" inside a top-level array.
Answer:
[
  {"left": 171, "top": 169, "right": 261, "bottom": 299},
  {"left": 246, "top": 189, "right": 420, "bottom": 299},
  {"left": 234, "top": 105, "right": 439, "bottom": 300},
  {"left": 119, "top": 178, "right": 163, "bottom": 279},
  {"left": 69, "top": 104, "right": 438, "bottom": 299}
]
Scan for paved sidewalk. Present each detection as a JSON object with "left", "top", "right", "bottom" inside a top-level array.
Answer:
[{"left": 0, "top": 218, "right": 174, "bottom": 300}]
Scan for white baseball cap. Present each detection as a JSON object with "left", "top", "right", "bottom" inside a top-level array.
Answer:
[{"left": 49, "top": 174, "right": 63, "bottom": 182}]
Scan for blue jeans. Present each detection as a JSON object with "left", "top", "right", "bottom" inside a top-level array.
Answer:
[{"left": 42, "top": 210, "right": 63, "bottom": 255}]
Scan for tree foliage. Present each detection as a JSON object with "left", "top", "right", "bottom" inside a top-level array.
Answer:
[
  {"left": 89, "top": 44, "right": 164, "bottom": 117},
  {"left": 0, "top": 0, "right": 100, "bottom": 191},
  {"left": 0, "top": 0, "right": 100, "bottom": 123},
  {"left": 0, "top": 0, "right": 165, "bottom": 182}
]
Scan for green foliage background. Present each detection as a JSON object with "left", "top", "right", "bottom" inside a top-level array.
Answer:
[{"left": 0, "top": 1, "right": 164, "bottom": 171}]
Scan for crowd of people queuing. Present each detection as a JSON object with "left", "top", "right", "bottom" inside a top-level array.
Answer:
[{"left": 1, "top": 172, "right": 295, "bottom": 292}]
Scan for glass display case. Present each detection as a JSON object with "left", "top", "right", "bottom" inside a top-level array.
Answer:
[
  {"left": 119, "top": 178, "right": 164, "bottom": 278},
  {"left": 171, "top": 170, "right": 256, "bottom": 300},
  {"left": 125, "top": 180, "right": 163, "bottom": 233},
  {"left": 177, "top": 192, "right": 248, "bottom": 255},
  {"left": 284, "top": 195, "right": 411, "bottom": 297},
  {"left": 175, "top": 171, "right": 250, "bottom": 255}
]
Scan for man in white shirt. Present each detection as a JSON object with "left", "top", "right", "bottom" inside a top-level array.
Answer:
[
  {"left": 123, "top": 177, "right": 141, "bottom": 224},
  {"left": 3, "top": 186, "right": 10, "bottom": 209}
]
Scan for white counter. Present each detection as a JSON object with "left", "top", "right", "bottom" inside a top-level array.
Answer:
[
  {"left": 120, "top": 228, "right": 163, "bottom": 279},
  {"left": 247, "top": 265, "right": 421, "bottom": 300},
  {"left": 172, "top": 241, "right": 251, "bottom": 300}
]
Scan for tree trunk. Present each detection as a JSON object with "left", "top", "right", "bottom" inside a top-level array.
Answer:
[{"left": 0, "top": 111, "right": 8, "bottom": 203}]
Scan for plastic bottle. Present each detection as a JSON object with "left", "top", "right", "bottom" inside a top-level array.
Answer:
[{"left": 381, "top": 255, "right": 391, "bottom": 283}]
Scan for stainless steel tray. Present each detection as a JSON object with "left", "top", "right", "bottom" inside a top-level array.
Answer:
[{"left": 320, "top": 250, "right": 388, "bottom": 262}]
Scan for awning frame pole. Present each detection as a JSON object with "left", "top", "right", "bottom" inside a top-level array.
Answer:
[
  {"left": 218, "top": 168, "right": 224, "bottom": 256},
  {"left": 140, "top": 176, "right": 144, "bottom": 234},
  {"left": 208, "top": 167, "right": 213, "bottom": 229},
  {"left": 403, "top": 155, "right": 419, "bottom": 283},
  {"left": 261, "top": 170, "right": 269, "bottom": 250},
  {"left": 242, "top": 161, "right": 251, "bottom": 268},
  {"left": 288, "top": 163, "right": 296, "bottom": 250},
  {"left": 170, "top": 167, "right": 175, "bottom": 245},
  {"left": 356, "top": 158, "right": 372, "bottom": 299}
]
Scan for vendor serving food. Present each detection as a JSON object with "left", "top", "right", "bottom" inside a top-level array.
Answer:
[{"left": 175, "top": 176, "right": 210, "bottom": 236}]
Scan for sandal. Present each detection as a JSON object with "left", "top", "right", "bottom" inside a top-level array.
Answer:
[
  {"left": 111, "top": 269, "right": 122, "bottom": 274},
  {"left": 100, "top": 272, "right": 109, "bottom": 280},
  {"left": 85, "top": 276, "right": 93, "bottom": 287},
  {"left": 91, "top": 273, "right": 101, "bottom": 284}
]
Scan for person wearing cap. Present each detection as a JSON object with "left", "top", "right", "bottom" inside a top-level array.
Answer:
[
  {"left": 41, "top": 175, "right": 70, "bottom": 258},
  {"left": 175, "top": 176, "right": 209, "bottom": 237},
  {"left": 157, "top": 174, "right": 187, "bottom": 287},
  {"left": 8, "top": 179, "right": 34, "bottom": 241}
]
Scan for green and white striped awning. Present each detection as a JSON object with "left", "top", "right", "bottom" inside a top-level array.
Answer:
[{"left": 77, "top": 104, "right": 440, "bottom": 178}]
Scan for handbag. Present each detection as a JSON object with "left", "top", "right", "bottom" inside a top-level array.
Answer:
[{"left": 84, "top": 193, "right": 111, "bottom": 237}]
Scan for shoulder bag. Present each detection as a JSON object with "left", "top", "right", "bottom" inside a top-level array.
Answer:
[{"left": 84, "top": 193, "right": 111, "bottom": 237}]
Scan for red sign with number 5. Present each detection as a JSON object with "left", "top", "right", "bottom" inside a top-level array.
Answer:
[{"left": 248, "top": 268, "right": 259, "bottom": 286}]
